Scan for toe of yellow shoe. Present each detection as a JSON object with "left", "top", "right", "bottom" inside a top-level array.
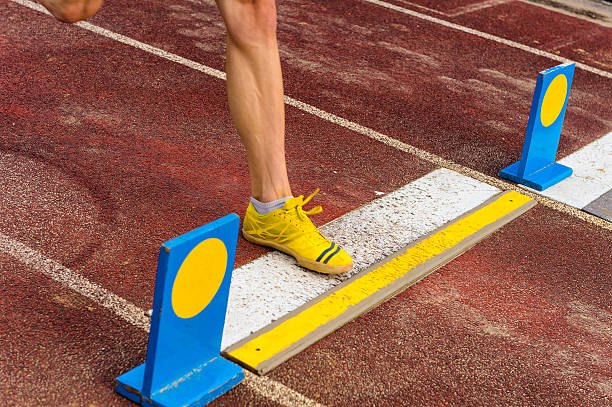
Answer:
[{"left": 326, "top": 248, "right": 353, "bottom": 268}]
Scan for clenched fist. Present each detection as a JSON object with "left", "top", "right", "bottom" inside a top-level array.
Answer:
[{"left": 38, "top": 0, "right": 104, "bottom": 23}]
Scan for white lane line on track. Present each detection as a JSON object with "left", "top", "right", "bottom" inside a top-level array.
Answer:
[
  {"left": 0, "top": 232, "right": 151, "bottom": 332},
  {"left": 0, "top": 231, "right": 326, "bottom": 407},
  {"left": 222, "top": 168, "right": 500, "bottom": 349},
  {"left": 526, "top": 131, "right": 612, "bottom": 209},
  {"left": 361, "top": 0, "right": 612, "bottom": 80},
  {"left": 446, "top": 0, "right": 511, "bottom": 17},
  {"left": 13, "top": 0, "right": 612, "bottom": 81},
  {"left": 283, "top": 100, "right": 611, "bottom": 230},
  {"left": 393, "top": 0, "right": 444, "bottom": 15},
  {"left": 10, "top": 0, "right": 228, "bottom": 80},
  {"left": 395, "top": 0, "right": 511, "bottom": 17},
  {"left": 243, "top": 374, "right": 326, "bottom": 407},
  {"left": 10, "top": 0, "right": 611, "bottom": 229}
]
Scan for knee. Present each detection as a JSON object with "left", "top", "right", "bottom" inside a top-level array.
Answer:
[{"left": 219, "top": 0, "right": 278, "bottom": 47}]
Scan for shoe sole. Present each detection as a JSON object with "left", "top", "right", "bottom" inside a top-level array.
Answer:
[{"left": 242, "top": 231, "right": 352, "bottom": 275}]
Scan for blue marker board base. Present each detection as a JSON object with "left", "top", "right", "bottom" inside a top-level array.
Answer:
[
  {"left": 499, "top": 160, "right": 573, "bottom": 191},
  {"left": 116, "top": 358, "right": 244, "bottom": 407}
]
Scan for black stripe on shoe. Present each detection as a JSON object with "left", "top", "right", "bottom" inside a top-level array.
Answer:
[
  {"left": 316, "top": 243, "right": 335, "bottom": 263},
  {"left": 323, "top": 245, "right": 342, "bottom": 264}
]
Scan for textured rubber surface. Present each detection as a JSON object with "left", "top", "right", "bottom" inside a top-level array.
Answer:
[
  {"left": 1, "top": 0, "right": 610, "bottom": 405},
  {"left": 269, "top": 206, "right": 612, "bottom": 406}
]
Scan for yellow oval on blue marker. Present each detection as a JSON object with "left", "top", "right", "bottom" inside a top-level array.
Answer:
[
  {"left": 540, "top": 74, "right": 567, "bottom": 127},
  {"left": 172, "top": 238, "right": 228, "bottom": 319}
]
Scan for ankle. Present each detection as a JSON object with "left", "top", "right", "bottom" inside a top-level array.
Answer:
[
  {"left": 250, "top": 196, "right": 292, "bottom": 215},
  {"left": 252, "top": 184, "right": 292, "bottom": 203}
]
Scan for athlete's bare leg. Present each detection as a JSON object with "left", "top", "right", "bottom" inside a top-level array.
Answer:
[
  {"left": 36, "top": 0, "right": 352, "bottom": 273},
  {"left": 215, "top": 0, "right": 292, "bottom": 203},
  {"left": 38, "top": 0, "right": 103, "bottom": 23},
  {"left": 38, "top": 0, "right": 291, "bottom": 203}
]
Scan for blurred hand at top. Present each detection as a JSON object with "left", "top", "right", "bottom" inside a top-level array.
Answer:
[{"left": 38, "top": 0, "right": 103, "bottom": 23}]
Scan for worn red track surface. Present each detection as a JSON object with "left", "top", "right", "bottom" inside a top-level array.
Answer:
[{"left": 1, "top": 0, "right": 610, "bottom": 405}]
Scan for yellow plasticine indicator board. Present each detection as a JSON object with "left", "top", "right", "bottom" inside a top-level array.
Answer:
[{"left": 224, "top": 191, "right": 535, "bottom": 374}]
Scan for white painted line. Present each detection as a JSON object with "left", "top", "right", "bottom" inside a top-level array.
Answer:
[
  {"left": 394, "top": 0, "right": 510, "bottom": 17},
  {"left": 516, "top": 0, "right": 612, "bottom": 28},
  {"left": 10, "top": 0, "right": 612, "bottom": 231},
  {"left": 13, "top": 0, "right": 611, "bottom": 82},
  {"left": 447, "top": 0, "right": 511, "bottom": 17},
  {"left": 0, "top": 232, "right": 325, "bottom": 407},
  {"left": 361, "top": 0, "right": 612, "bottom": 80},
  {"left": 10, "top": 0, "right": 227, "bottom": 80},
  {"left": 243, "top": 373, "right": 326, "bottom": 407},
  {"left": 526, "top": 131, "right": 612, "bottom": 209},
  {"left": 222, "top": 168, "right": 500, "bottom": 348},
  {"left": 0, "top": 232, "right": 151, "bottom": 331},
  {"left": 393, "top": 0, "right": 444, "bottom": 15},
  {"left": 286, "top": 96, "right": 611, "bottom": 231}
]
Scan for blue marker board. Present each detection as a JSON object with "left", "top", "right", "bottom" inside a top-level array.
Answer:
[
  {"left": 500, "top": 63, "right": 575, "bottom": 190},
  {"left": 116, "top": 214, "right": 244, "bottom": 407}
]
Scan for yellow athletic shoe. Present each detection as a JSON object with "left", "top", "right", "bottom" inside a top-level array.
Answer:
[{"left": 242, "top": 189, "right": 353, "bottom": 275}]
